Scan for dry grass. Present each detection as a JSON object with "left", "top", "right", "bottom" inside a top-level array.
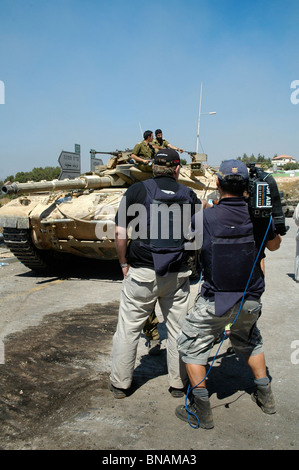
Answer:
[
  {"left": 275, "top": 178, "right": 299, "bottom": 199},
  {"left": 0, "top": 196, "right": 11, "bottom": 207}
]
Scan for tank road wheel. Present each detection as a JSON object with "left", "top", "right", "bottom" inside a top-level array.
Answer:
[{"left": 3, "top": 228, "right": 61, "bottom": 272}]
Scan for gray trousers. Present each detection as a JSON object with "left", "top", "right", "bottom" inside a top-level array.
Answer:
[
  {"left": 110, "top": 267, "right": 190, "bottom": 389},
  {"left": 177, "top": 294, "right": 264, "bottom": 365}
]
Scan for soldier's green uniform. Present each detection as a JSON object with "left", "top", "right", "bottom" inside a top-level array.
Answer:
[
  {"left": 153, "top": 138, "right": 169, "bottom": 149},
  {"left": 132, "top": 140, "right": 156, "bottom": 160}
]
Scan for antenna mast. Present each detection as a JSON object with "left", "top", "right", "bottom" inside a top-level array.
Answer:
[{"left": 196, "top": 82, "right": 203, "bottom": 153}]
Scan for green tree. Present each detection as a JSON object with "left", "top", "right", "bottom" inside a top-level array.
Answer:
[
  {"left": 0, "top": 166, "right": 62, "bottom": 200},
  {"left": 3, "top": 175, "right": 15, "bottom": 183},
  {"left": 283, "top": 162, "right": 299, "bottom": 171},
  {"left": 7, "top": 166, "right": 60, "bottom": 183}
]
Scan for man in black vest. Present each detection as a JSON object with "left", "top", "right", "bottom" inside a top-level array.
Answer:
[
  {"left": 109, "top": 149, "right": 202, "bottom": 398},
  {"left": 175, "top": 159, "right": 281, "bottom": 429}
]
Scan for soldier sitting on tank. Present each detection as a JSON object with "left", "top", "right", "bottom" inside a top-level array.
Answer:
[
  {"left": 130, "top": 130, "right": 157, "bottom": 165},
  {"left": 153, "top": 129, "right": 184, "bottom": 154}
]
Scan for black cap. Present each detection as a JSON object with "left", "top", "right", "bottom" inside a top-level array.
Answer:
[{"left": 154, "top": 148, "right": 181, "bottom": 167}]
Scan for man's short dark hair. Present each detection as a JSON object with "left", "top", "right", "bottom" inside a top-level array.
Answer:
[
  {"left": 153, "top": 164, "right": 175, "bottom": 177},
  {"left": 143, "top": 130, "right": 153, "bottom": 140},
  {"left": 218, "top": 175, "right": 248, "bottom": 196},
  {"left": 155, "top": 129, "right": 162, "bottom": 136}
]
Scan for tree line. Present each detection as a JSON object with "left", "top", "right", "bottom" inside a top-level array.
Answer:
[
  {"left": 237, "top": 153, "right": 273, "bottom": 167},
  {"left": 0, "top": 166, "right": 61, "bottom": 190}
]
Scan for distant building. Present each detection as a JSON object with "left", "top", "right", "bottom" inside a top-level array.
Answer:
[{"left": 271, "top": 155, "right": 297, "bottom": 166}]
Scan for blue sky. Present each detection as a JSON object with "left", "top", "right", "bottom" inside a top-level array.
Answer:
[{"left": 0, "top": 0, "right": 298, "bottom": 179}]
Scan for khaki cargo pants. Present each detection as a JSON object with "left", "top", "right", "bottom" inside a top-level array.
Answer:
[{"left": 110, "top": 267, "right": 190, "bottom": 390}]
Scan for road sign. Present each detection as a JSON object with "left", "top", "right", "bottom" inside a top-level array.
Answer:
[
  {"left": 90, "top": 154, "right": 104, "bottom": 171},
  {"left": 59, "top": 170, "right": 82, "bottom": 180},
  {"left": 58, "top": 150, "right": 81, "bottom": 180},
  {"left": 58, "top": 151, "right": 81, "bottom": 171}
]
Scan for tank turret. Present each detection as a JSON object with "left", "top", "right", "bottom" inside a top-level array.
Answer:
[{"left": 0, "top": 154, "right": 217, "bottom": 273}]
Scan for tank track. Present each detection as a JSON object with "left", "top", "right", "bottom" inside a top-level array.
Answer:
[
  {"left": 3, "top": 227, "right": 202, "bottom": 277},
  {"left": 3, "top": 228, "right": 51, "bottom": 271}
]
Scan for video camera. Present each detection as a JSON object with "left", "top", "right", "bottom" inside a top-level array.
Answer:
[{"left": 247, "top": 163, "right": 289, "bottom": 236}]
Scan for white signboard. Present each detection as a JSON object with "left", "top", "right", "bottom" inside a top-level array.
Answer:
[
  {"left": 59, "top": 170, "right": 81, "bottom": 180},
  {"left": 90, "top": 156, "right": 104, "bottom": 171},
  {"left": 58, "top": 150, "right": 81, "bottom": 180},
  {"left": 58, "top": 151, "right": 81, "bottom": 171}
]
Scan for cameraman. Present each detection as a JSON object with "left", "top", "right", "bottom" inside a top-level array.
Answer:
[{"left": 175, "top": 159, "right": 281, "bottom": 429}]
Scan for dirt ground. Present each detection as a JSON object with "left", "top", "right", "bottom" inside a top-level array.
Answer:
[{"left": 0, "top": 220, "right": 298, "bottom": 452}]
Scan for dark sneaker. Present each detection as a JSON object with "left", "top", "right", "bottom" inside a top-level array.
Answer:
[
  {"left": 109, "top": 382, "right": 127, "bottom": 399},
  {"left": 148, "top": 339, "right": 161, "bottom": 356},
  {"left": 251, "top": 384, "right": 276, "bottom": 414},
  {"left": 175, "top": 397, "right": 214, "bottom": 429},
  {"left": 170, "top": 387, "right": 185, "bottom": 398}
]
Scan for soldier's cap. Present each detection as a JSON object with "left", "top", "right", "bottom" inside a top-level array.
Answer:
[
  {"left": 217, "top": 159, "right": 249, "bottom": 180},
  {"left": 154, "top": 148, "right": 181, "bottom": 167}
]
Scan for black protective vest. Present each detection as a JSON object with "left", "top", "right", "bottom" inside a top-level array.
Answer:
[
  {"left": 140, "top": 178, "right": 195, "bottom": 276},
  {"left": 203, "top": 209, "right": 261, "bottom": 292}
]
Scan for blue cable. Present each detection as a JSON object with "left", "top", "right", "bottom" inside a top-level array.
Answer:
[
  {"left": 230, "top": 215, "right": 272, "bottom": 328},
  {"left": 184, "top": 216, "right": 273, "bottom": 428},
  {"left": 185, "top": 338, "right": 226, "bottom": 428}
]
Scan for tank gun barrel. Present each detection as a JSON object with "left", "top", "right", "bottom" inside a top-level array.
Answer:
[
  {"left": 91, "top": 150, "right": 120, "bottom": 157},
  {"left": 90, "top": 149, "right": 132, "bottom": 157},
  {"left": 1, "top": 175, "right": 112, "bottom": 195}
]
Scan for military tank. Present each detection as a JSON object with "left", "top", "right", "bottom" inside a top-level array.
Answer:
[{"left": 0, "top": 150, "right": 217, "bottom": 274}]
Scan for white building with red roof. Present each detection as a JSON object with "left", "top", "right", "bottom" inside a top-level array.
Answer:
[{"left": 271, "top": 155, "right": 297, "bottom": 166}]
